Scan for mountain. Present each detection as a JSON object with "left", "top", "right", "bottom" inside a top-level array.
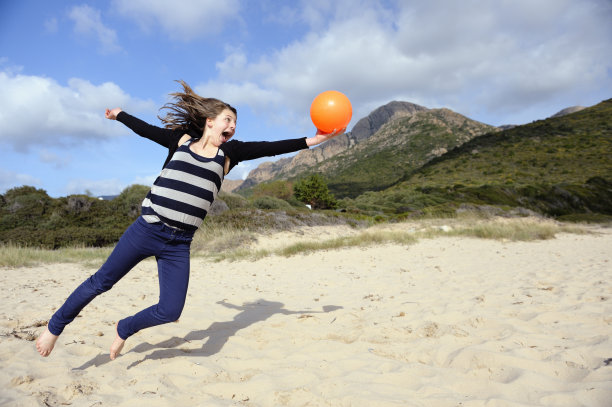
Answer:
[
  {"left": 346, "top": 98, "right": 612, "bottom": 220},
  {"left": 239, "top": 101, "right": 496, "bottom": 198}
]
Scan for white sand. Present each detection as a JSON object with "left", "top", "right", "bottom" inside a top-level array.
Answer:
[{"left": 1, "top": 223, "right": 611, "bottom": 406}]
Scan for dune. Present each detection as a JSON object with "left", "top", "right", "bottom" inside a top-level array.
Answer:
[{"left": 1, "top": 221, "right": 611, "bottom": 406}]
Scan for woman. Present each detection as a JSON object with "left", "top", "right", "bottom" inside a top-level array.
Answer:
[{"left": 36, "top": 81, "right": 343, "bottom": 360}]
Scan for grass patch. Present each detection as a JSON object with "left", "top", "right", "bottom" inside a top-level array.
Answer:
[
  {"left": 203, "top": 230, "right": 418, "bottom": 262},
  {"left": 191, "top": 223, "right": 257, "bottom": 254},
  {"left": 279, "top": 230, "right": 418, "bottom": 257},
  {"left": 0, "top": 243, "right": 112, "bottom": 268},
  {"left": 203, "top": 216, "right": 592, "bottom": 262},
  {"left": 444, "top": 218, "right": 589, "bottom": 241},
  {"left": 206, "top": 248, "right": 272, "bottom": 263},
  {"left": 0, "top": 216, "right": 594, "bottom": 267}
]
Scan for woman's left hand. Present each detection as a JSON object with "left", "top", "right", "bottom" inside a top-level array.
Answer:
[
  {"left": 306, "top": 127, "right": 346, "bottom": 147},
  {"left": 105, "top": 108, "right": 122, "bottom": 120}
]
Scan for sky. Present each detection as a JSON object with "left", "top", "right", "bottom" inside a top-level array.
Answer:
[{"left": 1, "top": 0, "right": 611, "bottom": 198}]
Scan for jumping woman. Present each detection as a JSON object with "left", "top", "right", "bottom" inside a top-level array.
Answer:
[{"left": 36, "top": 81, "right": 343, "bottom": 360}]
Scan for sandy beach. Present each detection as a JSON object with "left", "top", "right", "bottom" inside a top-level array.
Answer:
[{"left": 1, "top": 222, "right": 611, "bottom": 406}]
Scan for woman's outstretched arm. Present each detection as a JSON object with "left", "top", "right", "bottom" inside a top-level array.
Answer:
[
  {"left": 222, "top": 127, "right": 346, "bottom": 173},
  {"left": 105, "top": 108, "right": 178, "bottom": 148}
]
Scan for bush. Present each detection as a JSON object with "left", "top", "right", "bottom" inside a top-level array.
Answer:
[
  {"left": 112, "top": 184, "right": 150, "bottom": 218},
  {"left": 218, "top": 192, "right": 250, "bottom": 209},
  {"left": 251, "top": 196, "right": 292, "bottom": 210},
  {"left": 252, "top": 180, "right": 294, "bottom": 200}
]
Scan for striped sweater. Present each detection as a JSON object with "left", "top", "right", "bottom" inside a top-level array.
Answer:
[{"left": 141, "top": 140, "right": 225, "bottom": 231}]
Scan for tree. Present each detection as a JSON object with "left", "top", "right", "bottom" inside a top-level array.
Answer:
[
  {"left": 112, "top": 184, "right": 150, "bottom": 218},
  {"left": 293, "top": 174, "right": 337, "bottom": 209}
]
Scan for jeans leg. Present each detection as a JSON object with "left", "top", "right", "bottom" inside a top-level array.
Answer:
[
  {"left": 117, "top": 239, "right": 191, "bottom": 339},
  {"left": 47, "top": 219, "right": 154, "bottom": 336}
]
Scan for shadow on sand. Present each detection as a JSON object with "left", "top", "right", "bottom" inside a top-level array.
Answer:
[{"left": 73, "top": 299, "right": 342, "bottom": 370}]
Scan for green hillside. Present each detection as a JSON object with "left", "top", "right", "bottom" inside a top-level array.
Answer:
[
  {"left": 407, "top": 99, "right": 612, "bottom": 187},
  {"left": 344, "top": 99, "right": 612, "bottom": 220}
]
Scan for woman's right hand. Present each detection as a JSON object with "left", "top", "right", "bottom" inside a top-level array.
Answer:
[{"left": 105, "top": 108, "right": 122, "bottom": 120}]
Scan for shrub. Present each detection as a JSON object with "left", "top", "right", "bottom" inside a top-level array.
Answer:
[
  {"left": 218, "top": 192, "right": 250, "bottom": 209},
  {"left": 112, "top": 184, "right": 149, "bottom": 218},
  {"left": 252, "top": 180, "right": 294, "bottom": 200},
  {"left": 251, "top": 196, "right": 292, "bottom": 210}
]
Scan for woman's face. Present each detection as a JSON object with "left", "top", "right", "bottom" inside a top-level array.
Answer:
[{"left": 207, "top": 108, "right": 237, "bottom": 146}]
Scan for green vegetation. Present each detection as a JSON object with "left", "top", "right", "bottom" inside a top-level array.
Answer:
[
  {"left": 251, "top": 180, "right": 294, "bottom": 201},
  {"left": 0, "top": 185, "right": 148, "bottom": 249},
  {"left": 342, "top": 176, "right": 612, "bottom": 222},
  {"left": 293, "top": 174, "right": 338, "bottom": 209},
  {"left": 0, "top": 182, "right": 362, "bottom": 250}
]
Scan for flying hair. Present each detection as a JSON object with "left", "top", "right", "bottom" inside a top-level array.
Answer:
[{"left": 158, "top": 80, "right": 236, "bottom": 134}]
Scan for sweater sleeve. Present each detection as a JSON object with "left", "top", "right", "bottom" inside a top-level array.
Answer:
[
  {"left": 221, "top": 138, "right": 309, "bottom": 172},
  {"left": 116, "top": 111, "right": 178, "bottom": 148}
]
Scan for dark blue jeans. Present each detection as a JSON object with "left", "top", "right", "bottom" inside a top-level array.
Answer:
[{"left": 48, "top": 216, "right": 194, "bottom": 340}]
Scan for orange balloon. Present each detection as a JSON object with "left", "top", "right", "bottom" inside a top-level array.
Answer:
[{"left": 310, "top": 90, "right": 352, "bottom": 133}]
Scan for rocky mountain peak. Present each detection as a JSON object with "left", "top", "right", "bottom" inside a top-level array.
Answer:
[{"left": 350, "top": 101, "right": 429, "bottom": 142}]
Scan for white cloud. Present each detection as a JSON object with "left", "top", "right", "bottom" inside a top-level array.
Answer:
[
  {"left": 112, "top": 0, "right": 241, "bottom": 41},
  {"left": 195, "top": 80, "right": 281, "bottom": 110},
  {"left": 0, "top": 71, "right": 155, "bottom": 151},
  {"left": 196, "top": 0, "right": 612, "bottom": 126},
  {"left": 132, "top": 174, "right": 158, "bottom": 187},
  {"left": 62, "top": 173, "right": 159, "bottom": 197},
  {"left": 0, "top": 169, "right": 41, "bottom": 193},
  {"left": 63, "top": 174, "right": 159, "bottom": 196},
  {"left": 227, "top": 161, "right": 257, "bottom": 181},
  {"left": 38, "top": 149, "right": 70, "bottom": 169},
  {"left": 68, "top": 5, "right": 121, "bottom": 54},
  {"left": 64, "top": 178, "right": 126, "bottom": 196}
]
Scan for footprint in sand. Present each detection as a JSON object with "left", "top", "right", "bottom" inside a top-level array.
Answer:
[
  {"left": 10, "top": 375, "right": 34, "bottom": 387},
  {"left": 59, "top": 380, "right": 98, "bottom": 401},
  {"left": 5, "top": 320, "right": 48, "bottom": 342}
]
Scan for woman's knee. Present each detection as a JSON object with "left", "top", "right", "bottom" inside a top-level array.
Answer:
[
  {"left": 156, "top": 302, "right": 184, "bottom": 323},
  {"left": 87, "top": 274, "right": 114, "bottom": 294}
]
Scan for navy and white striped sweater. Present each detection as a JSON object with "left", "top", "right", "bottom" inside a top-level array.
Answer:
[{"left": 142, "top": 140, "right": 225, "bottom": 231}]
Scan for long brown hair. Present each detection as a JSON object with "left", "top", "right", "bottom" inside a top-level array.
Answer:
[{"left": 158, "top": 80, "right": 237, "bottom": 134}]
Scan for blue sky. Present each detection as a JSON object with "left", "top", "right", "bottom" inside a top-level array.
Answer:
[{"left": 1, "top": 0, "right": 611, "bottom": 198}]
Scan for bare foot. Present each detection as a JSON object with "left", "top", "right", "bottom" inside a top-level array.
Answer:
[
  {"left": 110, "top": 323, "right": 125, "bottom": 360},
  {"left": 36, "top": 328, "right": 58, "bottom": 357}
]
